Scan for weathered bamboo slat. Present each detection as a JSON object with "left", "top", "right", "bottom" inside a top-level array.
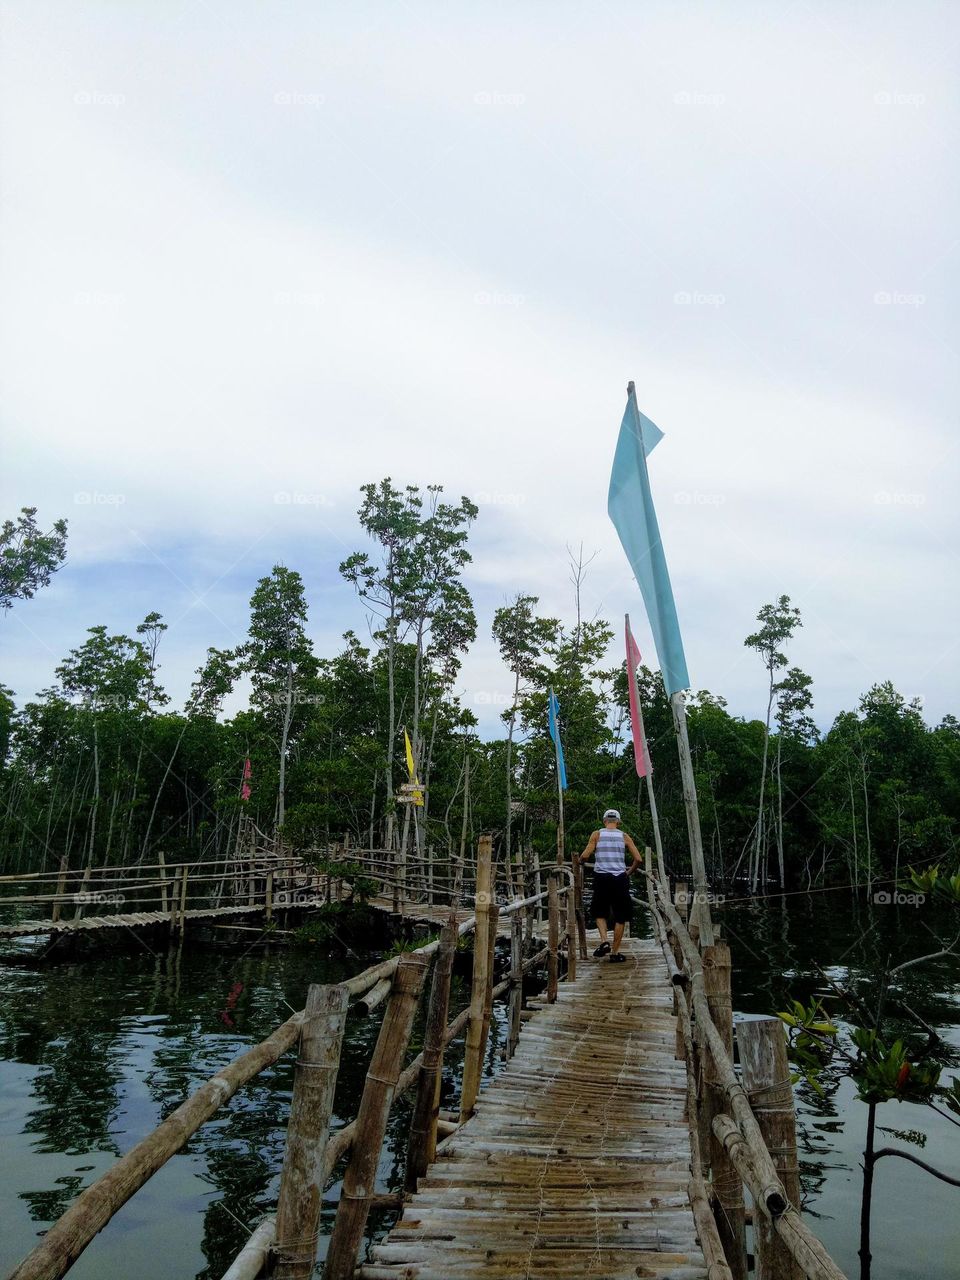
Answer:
[{"left": 406, "top": 917, "right": 458, "bottom": 1190}]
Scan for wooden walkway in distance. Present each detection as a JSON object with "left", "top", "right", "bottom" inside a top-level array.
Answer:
[
  {"left": 0, "top": 902, "right": 283, "bottom": 937},
  {"left": 361, "top": 936, "right": 708, "bottom": 1280}
]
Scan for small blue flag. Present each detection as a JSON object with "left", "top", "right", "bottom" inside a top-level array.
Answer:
[
  {"left": 548, "top": 688, "right": 568, "bottom": 790},
  {"left": 608, "top": 384, "right": 690, "bottom": 696}
]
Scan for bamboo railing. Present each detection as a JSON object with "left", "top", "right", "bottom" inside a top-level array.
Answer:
[
  {"left": 5, "top": 835, "right": 573, "bottom": 1280},
  {"left": 641, "top": 847, "right": 847, "bottom": 1280}
]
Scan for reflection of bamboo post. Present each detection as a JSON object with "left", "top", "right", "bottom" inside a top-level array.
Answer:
[
  {"left": 459, "top": 836, "right": 493, "bottom": 1120},
  {"left": 702, "top": 942, "right": 747, "bottom": 1280},
  {"left": 325, "top": 955, "right": 429, "bottom": 1280},
  {"left": 547, "top": 871, "right": 559, "bottom": 1002},
  {"left": 738, "top": 1018, "right": 804, "bottom": 1280},
  {"left": 272, "top": 984, "right": 349, "bottom": 1280},
  {"left": 406, "top": 918, "right": 457, "bottom": 1189}
]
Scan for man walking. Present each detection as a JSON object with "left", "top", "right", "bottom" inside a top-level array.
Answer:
[{"left": 577, "top": 809, "right": 641, "bottom": 962}]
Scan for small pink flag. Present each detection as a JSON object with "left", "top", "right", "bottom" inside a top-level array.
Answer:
[
  {"left": 625, "top": 615, "right": 651, "bottom": 778},
  {"left": 240, "top": 757, "right": 252, "bottom": 801}
]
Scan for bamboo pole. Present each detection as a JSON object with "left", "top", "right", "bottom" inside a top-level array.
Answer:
[
  {"left": 324, "top": 954, "right": 429, "bottom": 1280},
  {"left": 479, "top": 901, "right": 500, "bottom": 1063},
  {"left": 222, "top": 1218, "right": 276, "bottom": 1280},
  {"left": 6, "top": 1014, "right": 306, "bottom": 1280},
  {"left": 712, "top": 1115, "right": 848, "bottom": 1280},
  {"left": 265, "top": 870, "right": 274, "bottom": 924},
  {"left": 178, "top": 865, "right": 189, "bottom": 933},
  {"left": 547, "top": 871, "right": 559, "bottom": 1003},
  {"left": 158, "top": 851, "right": 168, "bottom": 914},
  {"left": 508, "top": 912, "right": 522, "bottom": 1058},
  {"left": 272, "top": 984, "right": 350, "bottom": 1280},
  {"left": 459, "top": 835, "right": 493, "bottom": 1120},
  {"left": 169, "top": 867, "right": 182, "bottom": 929},
  {"left": 669, "top": 689, "right": 714, "bottom": 946},
  {"left": 738, "top": 1018, "right": 804, "bottom": 1280},
  {"left": 701, "top": 942, "right": 747, "bottom": 1279},
  {"left": 405, "top": 917, "right": 458, "bottom": 1190}
]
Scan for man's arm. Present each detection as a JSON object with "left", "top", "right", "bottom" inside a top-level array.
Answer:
[
  {"left": 577, "top": 831, "right": 599, "bottom": 864},
  {"left": 623, "top": 832, "right": 643, "bottom": 875}
]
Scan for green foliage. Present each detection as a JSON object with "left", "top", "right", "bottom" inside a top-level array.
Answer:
[
  {"left": 0, "top": 506, "right": 68, "bottom": 611},
  {"left": 777, "top": 997, "right": 838, "bottom": 1093},
  {"left": 849, "top": 1027, "right": 941, "bottom": 1104}
]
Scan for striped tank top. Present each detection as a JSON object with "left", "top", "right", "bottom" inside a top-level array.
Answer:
[{"left": 594, "top": 828, "right": 627, "bottom": 875}]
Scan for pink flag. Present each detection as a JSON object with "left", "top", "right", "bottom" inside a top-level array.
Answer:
[
  {"left": 240, "top": 757, "right": 252, "bottom": 801},
  {"left": 625, "top": 616, "right": 651, "bottom": 778}
]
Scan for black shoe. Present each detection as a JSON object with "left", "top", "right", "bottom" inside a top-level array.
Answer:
[
  {"left": 609, "top": 953, "right": 626, "bottom": 963},
  {"left": 593, "top": 942, "right": 611, "bottom": 957}
]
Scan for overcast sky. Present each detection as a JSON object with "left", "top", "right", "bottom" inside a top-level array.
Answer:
[{"left": 1, "top": 1, "right": 957, "bottom": 737}]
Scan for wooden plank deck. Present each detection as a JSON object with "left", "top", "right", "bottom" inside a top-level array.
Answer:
[
  {"left": 359, "top": 936, "right": 708, "bottom": 1280},
  {"left": 0, "top": 902, "right": 275, "bottom": 937}
]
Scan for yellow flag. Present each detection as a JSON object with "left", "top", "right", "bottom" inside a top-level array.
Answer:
[{"left": 404, "top": 730, "right": 424, "bottom": 806}]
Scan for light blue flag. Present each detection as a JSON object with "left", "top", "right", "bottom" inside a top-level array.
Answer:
[
  {"left": 608, "top": 383, "right": 690, "bottom": 696},
  {"left": 547, "top": 689, "right": 568, "bottom": 790}
]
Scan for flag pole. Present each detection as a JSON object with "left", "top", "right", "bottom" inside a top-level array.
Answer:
[
  {"left": 626, "top": 613, "right": 668, "bottom": 893},
  {"left": 669, "top": 689, "right": 714, "bottom": 944}
]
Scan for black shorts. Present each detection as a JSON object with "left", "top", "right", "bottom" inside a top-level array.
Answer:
[{"left": 590, "top": 872, "right": 633, "bottom": 924}]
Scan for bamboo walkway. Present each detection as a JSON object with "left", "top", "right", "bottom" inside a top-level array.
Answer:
[
  {"left": 0, "top": 902, "right": 280, "bottom": 937},
  {"left": 360, "top": 936, "right": 708, "bottom": 1280}
]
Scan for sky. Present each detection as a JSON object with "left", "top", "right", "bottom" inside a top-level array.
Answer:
[{"left": 1, "top": 1, "right": 957, "bottom": 737}]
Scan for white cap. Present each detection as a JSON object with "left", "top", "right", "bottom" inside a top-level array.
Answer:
[{"left": 603, "top": 808, "right": 621, "bottom": 822}]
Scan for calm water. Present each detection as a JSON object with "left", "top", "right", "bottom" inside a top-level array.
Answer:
[{"left": 0, "top": 893, "right": 958, "bottom": 1279}]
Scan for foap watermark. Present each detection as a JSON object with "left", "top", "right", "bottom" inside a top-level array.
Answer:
[
  {"left": 874, "top": 290, "right": 925, "bottom": 307},
  {"left": 674, "top": 290, "right": 725, "bottom": 307},
  {"left": 874, "top": 90, "right": 926, "bottom": 107},
  {"left": 264, "top": 690, "right": 326, "bottom": 706},
  {"left": 74, "top": 291, "right": 125, "bottom": 307},
  {"left": 473, "top": 490, "right": 525, "bottom": 506},
  {"left": 873, "top": 889, "right": 925, "bottom": 906},
  {"left": 674, "top": 90, "right": 725, "bottom": 107},
  {"left": 274, "top": 491, "right": 332, "bottom": 507},
  {"left": 675, "top": 490, "right": 726, "bottom": 506},
  {"left": 274, "top": 889, "right": 319, "bottom": 908},
  {"left": 473, "top": 90, "right": 526, "bottom": 106},
  {"left": 74, "top": 90, "right": 125, "bottom": 107},
  {"left": 874, "top": 490, "right": 925, "bottom": 507},
  {"left": 474, "top": 691, "right": 512, "bottom": 706},
  {"left": 74, "top": 491, "right": 126, "bottom": 506},
  {"left": 74, "top": 890, "right": 125, "bottom": 906},
  {"left": 474, "top": 289, "right": 526, "bottom": 307},
  {"left": 674, "top": 888, "right": 726, "bottom": 907},
  {"left": 274, "top": 90, "right": 325, "bottom": 108},
  {"left": 274, "top": 290, "right": 324, "bottom": 308}
]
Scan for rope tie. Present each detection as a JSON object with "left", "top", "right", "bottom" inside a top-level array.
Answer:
[{"left": 746, "top": 1076, "right": 793, "bottom": 1102}]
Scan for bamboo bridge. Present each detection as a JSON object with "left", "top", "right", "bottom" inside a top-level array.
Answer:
[{"left": 2, "top": 837, "right": 847, "bottom": 1280}]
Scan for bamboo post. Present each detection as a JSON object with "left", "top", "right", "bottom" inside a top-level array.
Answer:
[
  {"left": 248, "top": 852, "right": 256, "bottom": 907},
  {"left": 158, "top": 851, "right": 168, "bottom": 914},
  {"left": 459, "top": 835, "right": 493, "bottom": 1120},
  {"left": 271, "top": 984, "right": 349, "bottom": 1280},
  {"left": 405, "top": 917, "right": 458, "bottom": 1190},
  {"left": 508, "top": 912, "right": 522, "bottom": 1058},
  {"left": 178, "top": 865, "right": 189, "bottom": 932},
  {"left": 480, "top": 901, "right": 500, "bottom": 1060},
  {"left": 51, "top": 855, "right": 68, "bottom": 923},
  {"left": 325, "top": 954, "right": 429, "bottom": 1280},
  {"left": 702, "top": 942, "right": 747, "bottom": 1280},
  {"left": 169, "top": 867, "right": 181, "bottom": 928},
  {"left": 572, "top": 854, "right": 588, "bottom": 958},
  {"left": 738, "top": 1017, "right": 804, "bottom": 1280},
  {"left": 265, "top": 870, "right": 274, "bottom": 924},
  {"left": 547, "top": 871, "right": 559, "bottom": 1003},
  {"left": 669, "top": 689, "right": 714, "bottom": 945}
]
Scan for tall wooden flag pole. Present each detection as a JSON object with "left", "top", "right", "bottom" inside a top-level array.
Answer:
[
  {"left": 609, "top": 384, "right": 713, "bottom": 945},
  {"left": 625, "top": 614, "right": 668, "bottom": 891}
]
